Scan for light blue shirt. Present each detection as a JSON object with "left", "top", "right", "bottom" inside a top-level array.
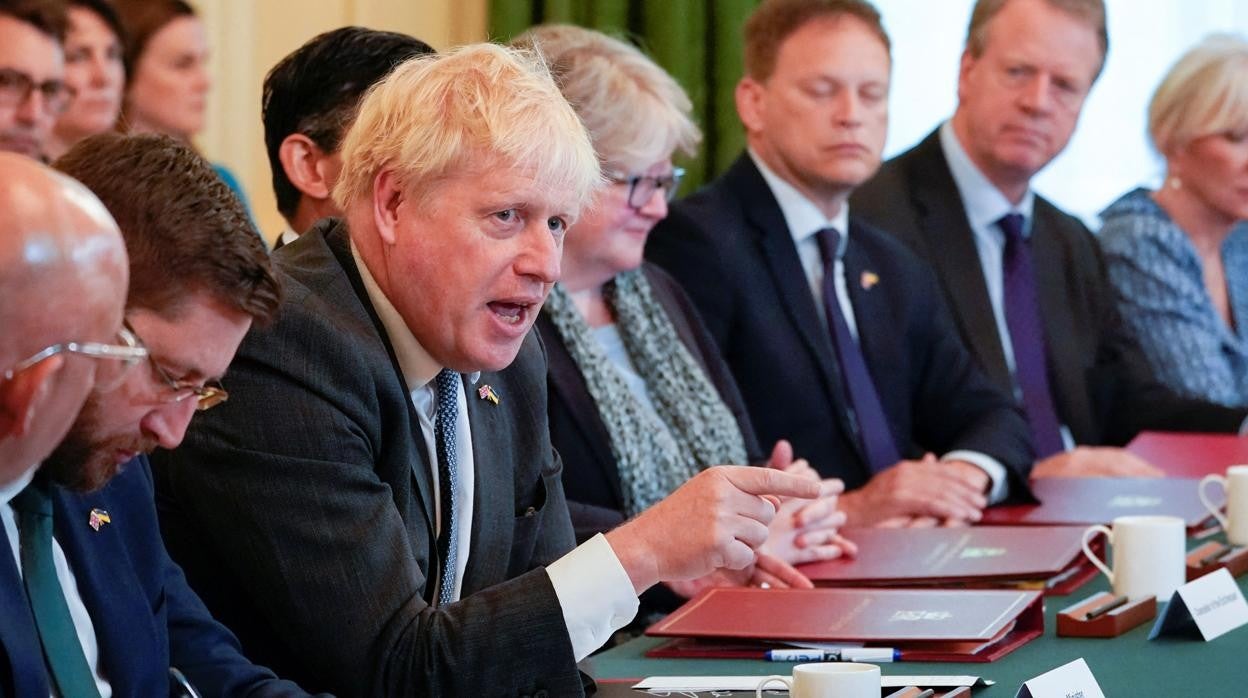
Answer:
[
  {"left": 939, "top": 123, "right": 1076, "bottom": 452},
  {"left": 749, "top": 150, "right": 1010, "bottom": 503}
]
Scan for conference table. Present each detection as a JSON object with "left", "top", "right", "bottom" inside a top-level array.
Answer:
[{"left": 585, "top": 432, "right": 1248, "bottom": 696}]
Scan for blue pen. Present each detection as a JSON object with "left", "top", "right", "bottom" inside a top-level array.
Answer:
[{"left": 764, "top": 648, "right": 900, "bottom": 662}]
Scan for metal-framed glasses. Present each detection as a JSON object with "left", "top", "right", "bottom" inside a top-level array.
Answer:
[
  {"left": 3, "top": 328, "right": 148, "bottom": 392},
  {"left": 606, "top": 167, "right": 686, "bottom": 210},
  {"left": 0, "top": 68, "right": 74, "bottom": 116},
  {"left": 124, "top": 321, "right": 229, "bottom": 412}
]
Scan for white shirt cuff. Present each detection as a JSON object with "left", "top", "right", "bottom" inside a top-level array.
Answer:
[
  {"left": 1238, "top": 416, "right": 1248, "bottom": 436},
  {"left": 546, "top": 533, "right": 639, "bottom": 661},
  {"left": 942, "top": 450, "right": 1009, "bottom": 505}
]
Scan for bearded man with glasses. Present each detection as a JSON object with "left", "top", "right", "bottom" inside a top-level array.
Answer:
[
  {"left": 46, "top": 133, "right": 281, "bottom": 493},
  {"left": 0, "top": 0, "right": 72, "bottom": 159}
]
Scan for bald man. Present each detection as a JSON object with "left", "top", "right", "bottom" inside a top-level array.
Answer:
[{"left": 0, "top": 152, "right": 133, "bottom": 486}]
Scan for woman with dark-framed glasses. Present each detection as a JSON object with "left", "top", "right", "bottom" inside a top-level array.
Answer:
[{"left": 514, "top": 25, "right": 855, "bottom": 627}]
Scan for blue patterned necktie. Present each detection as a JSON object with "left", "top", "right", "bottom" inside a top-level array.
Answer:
[
  {"left": 12, "top": 481, "right": 102, "bottom": 698},
  {"left": 434, "top": 369, "right": 460, "bottom": 606},
  {"left": 998, "top": 213, "right": 1065, "bottom": 458},
  {"left": 816, "top": 227, "right": 901, "bottom": 473}
]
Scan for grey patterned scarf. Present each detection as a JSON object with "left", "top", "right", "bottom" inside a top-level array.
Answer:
[{"left": 543, "top": 269, "right": 749, "bottom": 517}]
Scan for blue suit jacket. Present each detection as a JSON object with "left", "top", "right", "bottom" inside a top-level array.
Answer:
[
  {"left": 646, "top": 154, "right": 1035, "bottom": 492},
  {"left": 0, "top": 458, "right": 312, "bottom": 697}
]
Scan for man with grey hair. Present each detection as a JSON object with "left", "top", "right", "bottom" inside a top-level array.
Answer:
[
  {"left": 0, "top": 152, "right": 133, "bottom": 486},
  {"left": 155, "top": 43, "right": 818, "bottom": 697},
  {"left": 853, "top": 0, "right": 1248, "bottom": 475}
]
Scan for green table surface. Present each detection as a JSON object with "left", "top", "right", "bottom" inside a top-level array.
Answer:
[{"left": 583, "top": 554, "right": 1248, "bottom": 696}]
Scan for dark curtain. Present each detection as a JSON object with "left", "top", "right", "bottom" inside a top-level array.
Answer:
[{"left": 489, "top": 0, "right": 761, "bottom": 192}]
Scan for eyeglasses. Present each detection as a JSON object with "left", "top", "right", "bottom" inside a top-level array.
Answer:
[
  {"left": 124, "top": 321, "right": 229, "bottom": 412},
  {"left": 0, "top": 68, "right": 74, "bottom": 116},
  {"left": 606, "top": 167, "right": 686, "bottom": 211},
  {"left": 3, "top": 328, "right": 149, "bottom": 392}
]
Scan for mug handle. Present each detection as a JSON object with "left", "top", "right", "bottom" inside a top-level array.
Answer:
[
  {"left": 1199, "top": 474, "right": 1231, "bottom": 530},
  {"left": 1081, "top": 524, "right": 1114, "bottom": 584},
  {"left": 756, "top": 675, "right": 792, "bottom": 696}
]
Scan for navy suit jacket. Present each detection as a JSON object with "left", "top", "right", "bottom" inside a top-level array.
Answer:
[
  {"left": 646, "top": 154, "right": 1034, "bottom": 492},
  {"left": 850, "top": 129, "right": 1248, "bottom": 445},
  {"left": 0, "top": 458, "right": 309, "bottom": 697}
]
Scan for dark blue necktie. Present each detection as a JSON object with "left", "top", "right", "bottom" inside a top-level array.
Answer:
[
  {"left": 434, "top": 369, "right": 460, "bottom": 606},
  {"left": 817, "top": 228, "right": 900, "bottom": 473},
  {"left": 12, "top": 481, "right": 102, "bottom": 698},
  {"left": 998, "top": 213, "right": 1065, "bottom": 458}
]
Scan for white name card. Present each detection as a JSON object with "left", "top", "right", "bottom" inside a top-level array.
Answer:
[
  {"left": 1150, "top": 567, "right": 1248, "bottom": 641},
  {"left": 1015, "top": 658, "right": 1105, "bottom": 698}
]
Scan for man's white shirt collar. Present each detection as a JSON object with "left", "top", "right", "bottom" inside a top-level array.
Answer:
[
  {"left": 749, "top": 149, "right": 850, "bottom": 258},
  {"left": 939, "top": 121, "right": 1035, "bottom": 237},
  {"left": 0, "top": 466, "right": 37, "bottom": 507},
  {"left": 350, "top": 242, "right": 479, "bottom": 390}
]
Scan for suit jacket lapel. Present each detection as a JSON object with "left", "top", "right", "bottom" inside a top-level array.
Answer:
[
  {"left": 318, "top": 224, "right": 439, "bottom": 559},
  {"left": 1029, "top": 204, "right": 1080, "bottom": 415},
  {"left": 51, "top": 486, "right": 157, "bottom": 696},
  {"left": 541, "top": 321, "right": 623, "bottom": 506},
  {"left": 724, "top": 157, "right": 862, "bottom": 463},
  {"left": 729, "top": 160, "right": 849, "bottom": 398},
  {"left": 0, "top": 523, "right": 49, "bottom": 697},
  {"left": 460, "top": 372, "right": 509, "bottom": 594},
  {"left": 905, "top": 132, "right": 1014, "bottom": 393}
]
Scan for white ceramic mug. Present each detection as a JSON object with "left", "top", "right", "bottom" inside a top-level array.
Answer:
[
  {"left": 1200, "top": 465, "right": 1248, "bottom": 546},
  {"left": 755, "top": 662, "right": 880, "bottom": 697},
  {"left": 1081, "top": 515, "right": 1186, "bottom": 601}
]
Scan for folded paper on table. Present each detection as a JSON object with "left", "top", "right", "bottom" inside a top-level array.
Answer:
[
  {"left": 1127, "top": 431, "right": 1248, "bottom": 479},
  {"left": 801, "top": 526, "right": 1097, "bottom": 595},
  {"left": 646, "top": 587, "right": 1043, "bottom": 662},
  {"left": 981, "top": 477, "right": 1213, "bottom": 529}
]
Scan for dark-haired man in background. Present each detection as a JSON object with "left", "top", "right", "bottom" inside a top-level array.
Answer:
[
  {"left": 0, "top": 0, "right": 70, "bottom": 158},
  {"left": 20, "top": 133, "right": 315, "bottom": 697},
  {"left": 262, "top": 25, "right": 433, "bottom": 247}
]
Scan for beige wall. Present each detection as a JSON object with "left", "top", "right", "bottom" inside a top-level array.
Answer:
[{"left": 194, "top": 0, "right": 487, "bottom": 243}]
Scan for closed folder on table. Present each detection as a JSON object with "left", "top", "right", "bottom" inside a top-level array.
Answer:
[
  {"left": 799, "top": 526, "right": 1097, "bottom": 595},
  {"left": 979, "top": 477, "right": 1213, "bottom": 529},
  {"left": 645, "top": 587, "right": 1043, "bottom": 662},
  {"left": 1126, "top": 431, "right": 1248, "bottom": 479}
]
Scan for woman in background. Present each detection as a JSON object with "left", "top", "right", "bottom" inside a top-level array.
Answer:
[
  {"left": 515, "top": 25, "right": 853, "bottom": 614},
  {"left": 47, "top": 0, "right": 125, "bottom": 160},
  {"left": 1100, "top": 34, "right": 1248, "bottom": 407},
  {"left": 111, "top": 0, "right": 248, "bottom": 209}
]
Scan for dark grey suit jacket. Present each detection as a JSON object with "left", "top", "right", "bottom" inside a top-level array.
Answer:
[
  {"left": 851, "top": 129, "right": 1248, "bottom": 445},
  {"left": 152, "top": 218, "right": 585, "bottom": 697}
]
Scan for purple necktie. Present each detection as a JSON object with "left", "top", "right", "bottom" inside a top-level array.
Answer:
[
  {"left": 998, "top": 213, "right": 1064, "bottom": 458},
  {"left": 817, "top": 228, "right": 900, "bottom": 473}
]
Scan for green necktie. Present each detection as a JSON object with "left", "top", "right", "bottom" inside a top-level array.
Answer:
[{"left": 12, "top": 481, "right": 102, "bottom": 698}]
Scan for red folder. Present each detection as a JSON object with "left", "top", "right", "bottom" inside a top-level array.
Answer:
[
  {"left": 645, "top": 587, "right": 1043, "bottom": 662},
  {"left": 799, "top": 526, "right": 1097, "bottom": 595},
  {"left": 980, "top": 477, "right": 1213, "bottom": 529},
  {"left": 1127, "top": 431, "right": 1248, "bottom": 479}
]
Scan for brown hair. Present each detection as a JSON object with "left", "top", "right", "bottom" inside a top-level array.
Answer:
[
  {"left": 53, "top": 133, "right": 281, "bottom": 325},
  {"left": 966, "top": 0, "right": 1108, "bottom": 78},
  {"left": 0, "top": 0, "right": 68, "bottom": 41},
  {"left": 743, "top": 0, "right": 889, "bottom": 81},
  {"left": 110, "top": 0, "right": 194, "bottom": 76}
]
